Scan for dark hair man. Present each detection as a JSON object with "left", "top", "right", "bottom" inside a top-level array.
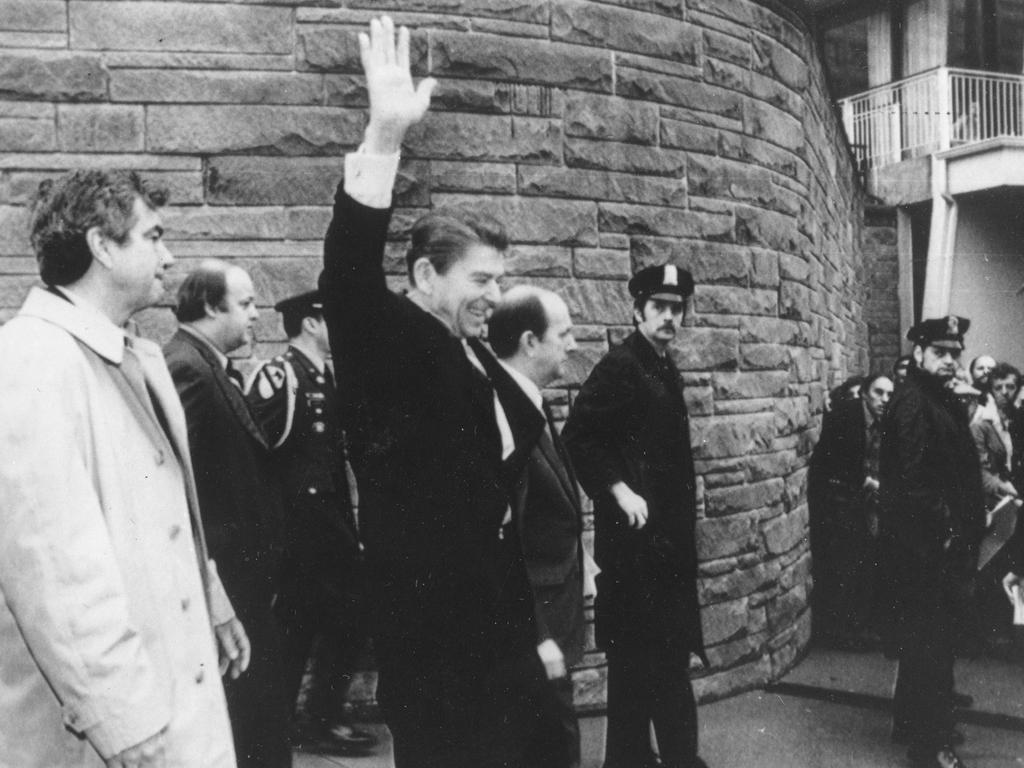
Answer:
[
  {"left": 0, "top": 170, "right": 241, "bottom": 766},
  {"left": 809, "top": 372, "right": 893, "bottom": 648},
  {"left": 878, "top": 316, "right": 985, "bottom": 768},
  {"left": 563, "top": 264, "right": 709, "bottom": 768},
  {"left": 317, "top": 17, "right": 544, "bottom": 768},
  {"left": 489, "top": 286, "right": 590, "bottom": 768},
  {"left": 246, "top": 290, "right": 375, "bottom": 755},
  {"left": 164, "top": 261, "right": 291, "bottom": 768}
]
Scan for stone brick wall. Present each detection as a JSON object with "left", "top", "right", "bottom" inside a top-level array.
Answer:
[{"left": 0, "top": 0, "right": 870, "bottom": 704}]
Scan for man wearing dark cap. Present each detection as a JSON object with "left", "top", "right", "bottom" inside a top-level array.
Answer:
[
  {"left": 878, "top": 316, "right": 985, "bottom": 768},
  {"left": 246, "top": 291, "right": 375, "bottom": 756},
  {"left": 563, "top": 264, "right": 708, "bottom": 768}
]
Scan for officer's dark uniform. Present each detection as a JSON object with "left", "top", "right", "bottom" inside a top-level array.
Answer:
[
  {"left": 878, "top": 316, "right": 984, "bottom": 768},
  {"left": 563, "top": 264, "right": 707, "bottom": 768},
  {"left": 247, "top": 291, "right": 371, "bottom": 751}
]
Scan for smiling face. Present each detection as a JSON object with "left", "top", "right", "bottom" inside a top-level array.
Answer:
[
  {"left": 104, "top": 197, "right": 173, "bottom": 314},
  {"left": 423, "top": 243, "right": 504, "bottom": 339},
  {"left": 635, "top": 296, "right": 685, "bottom": 352}
]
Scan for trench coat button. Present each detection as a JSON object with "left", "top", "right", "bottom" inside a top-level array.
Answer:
[
  {"left": 181, "top": 597, "right": 190, "bottom": 611},
  {"left": 308, "top": 487, "right": 317, "bottom": 495},
  {"left": 195, "top": 668, "right": 204, "bottom": 684},
  {"left": 169, "top": 524, "right": 182, "bottom": 540},
  {"left": 155, "top": 450, "right": 165, "bottom": 465}
]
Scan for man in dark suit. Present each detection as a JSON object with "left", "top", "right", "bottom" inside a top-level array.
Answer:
[
  {"left": 563, "top": 264, "right": 708, "bottom": 768},
  {"left": 488, "top": 286, "right": 588, "bottom": 768},
  {"left": 164, "top": 260, "right": 291, "bottom": 768},
  {"left": 809, "top": 372, "right": 892, "bottom": 647},
  {"left": 246, "top": 290, "right": 375, "bottom": 756},
  {"left": 878, "top": 316, "right": 984, "bottom": 768},
  {"left": 317, "top": 17, "right": 543, "bottom": 768}
]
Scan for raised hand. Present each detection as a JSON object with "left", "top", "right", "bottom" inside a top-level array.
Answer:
[{"left": 359, "top": 16, "right": 436, "bottom": 154}]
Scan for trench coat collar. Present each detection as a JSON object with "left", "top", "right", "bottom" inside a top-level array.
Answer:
[{"left": 19, "top": 287, "right": 126, "bottom": 364}]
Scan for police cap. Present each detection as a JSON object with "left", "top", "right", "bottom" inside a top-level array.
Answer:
[
  {"left": 274, "top": 290, "right": 323, "bottom": 321},
  {"left": 906, "top": 315, "right": 970, "bottom": 350},
  {"left": 628, "top": 264, "right": 695, "bottom": 303}
]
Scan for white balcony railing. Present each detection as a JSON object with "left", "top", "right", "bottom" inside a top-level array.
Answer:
[{"left": 838, "top": 67, "right": 1024, "bottom": 171}]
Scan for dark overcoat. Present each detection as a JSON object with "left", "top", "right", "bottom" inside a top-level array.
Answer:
[
  {"left": 317, "top": 189, "right": 541, "bottom": 699},
  {"left": 877, "top": 367, "right": 985, "bottom": 636},
  {"left": 562, "top": 331, "right": 705, "bottom": 663}
]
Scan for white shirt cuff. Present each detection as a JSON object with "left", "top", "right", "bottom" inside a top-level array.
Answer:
[{"left": 344, "top": 148, "right": 401, "bottom": 209}]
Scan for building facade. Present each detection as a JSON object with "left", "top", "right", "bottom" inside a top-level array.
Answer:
[{"left": 1, "top": 0, "right": 871, "bottom": 704}]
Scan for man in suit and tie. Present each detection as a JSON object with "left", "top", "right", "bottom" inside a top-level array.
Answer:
[
  {"left": 0, "top": 169, "right": 242, "bottom": 767},
  {"left": 318, "top": 17, "right": 545, "bottom": 767},
  {"left": 488, "top": 286, "right": 588, "bottom": 768},
  {"left": 164, "top": 261, "right": 291, "bottom": 768}
]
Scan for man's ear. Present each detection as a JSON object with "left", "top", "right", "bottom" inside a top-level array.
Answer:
[
  {"left": 203, "top": 301, "right": 220, "bottom": 320},
  {"left": 412, "top": 257, "right": 435, "bottom": 293},
  {"left": 301, "top": 315, "right": 319, "bottom": 335},
  {"left": 519, "top": 329, "right": 537, "bottom": 356},
  {"left": 85, "top": 226, "right": 112, "bottom": 270},
  {"left": 912, "top": 345, "right": 924, "bottom": 365}
]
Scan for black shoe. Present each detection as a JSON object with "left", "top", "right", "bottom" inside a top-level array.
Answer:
[
  {"left": 951, "top": 691, "right": 974, "bottom": 709},
  {"left": 892, "top": 726, "right": 964, "bottom": 746}
]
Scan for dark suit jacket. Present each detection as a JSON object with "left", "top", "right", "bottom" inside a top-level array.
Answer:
[
  {"left": 563, "top": 331, "right": 705, "bottom": 662},
  {"left": 164, "top": 329, "right": 285, "bottom": 616},
  {"left": 512, "top": 405, "right": 586, "bottom": 667},
  {"left": 318, "top": 188, "right": 542, "bottom": 675},
  {"left": 810, "top": 398, "right": 868, "bottom": 497}
]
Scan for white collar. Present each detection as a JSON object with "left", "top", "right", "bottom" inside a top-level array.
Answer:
[{"left": 19, "top": 287, "right": 127, "bottom": 364}]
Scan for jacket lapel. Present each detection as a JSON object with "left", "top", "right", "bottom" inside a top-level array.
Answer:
[{"left": 537, "top": 428, "right": 581, "bottom": 512}]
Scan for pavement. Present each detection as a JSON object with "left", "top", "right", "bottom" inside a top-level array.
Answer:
[{"left": 295, "top": 646, "right": 1024, "bottom": 768}]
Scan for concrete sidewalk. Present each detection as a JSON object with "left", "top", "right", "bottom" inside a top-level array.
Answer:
[{"left": 295, "top": 647, "right": 1024, "bottom": 768}]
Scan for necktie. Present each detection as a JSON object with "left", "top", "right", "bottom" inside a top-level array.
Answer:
[{"left": 225, "top": 360, "right": 244, "bottom": 390}]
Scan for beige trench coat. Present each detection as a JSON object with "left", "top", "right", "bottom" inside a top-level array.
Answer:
[{"left": 0, "top": 288, "right": 236, "bottom": 767}]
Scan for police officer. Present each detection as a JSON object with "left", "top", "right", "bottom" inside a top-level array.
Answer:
[
  {"left": 563, "top": 264, "right": 708, "bottom": 768},
  {"left": 879, "top": 316, "right": 984, "bottom": 768},
  {"left": 247, "top": 290, "right": 376, "bottom": 755}
]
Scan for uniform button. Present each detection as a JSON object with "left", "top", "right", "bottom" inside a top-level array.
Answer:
[
  {"left": 181, "top": 597, "right": 190, "bottom": 611},
  {"left": 308, "top": 487, "right": 317, "bottom": 495},
  {"left": 195, "top": 669, "right": 205, "bottom": 684},
  {"left": 169, "top": 524, "right": 182, "bottom": 540},
  {"left": 155, "top": 450, "right": 165, "bottom": 465}
]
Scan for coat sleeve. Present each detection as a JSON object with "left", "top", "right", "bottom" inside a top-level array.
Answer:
[
  {"left": 562, "top": 352, "right": 636, "bottom": 500},
  {"left": 971, "top": 420, "right": 1006, "bottom": 502},
  {"left": 0, "top": 336, "right": 170, "bottom": 759}
]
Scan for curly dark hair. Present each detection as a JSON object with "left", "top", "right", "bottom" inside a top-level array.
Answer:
[{"left": 30, "top": 169, "right": 168, "bottom": 286}]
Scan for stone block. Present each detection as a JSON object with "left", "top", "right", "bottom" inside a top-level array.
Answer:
[
  {"left": 564, "top": 93, "right": 657, "bottom": 144},
  {"left": 751, "top": 33, "right": 808, "bottom": 92},
  {"left": 713, "top": 371, "right": 789, "bottom": 399},
  {"left": 0, "top": 117, "right": 56, "bottom": 152},
  {"left": 687, "top": 154, "right": 777, "bottom": 209},
  {"left": 780, "top": 280, "right": 812, "bottom": 321},
  {"left": 164, "top": 206, "right": 291, "bottom": 241},
  {"left": 559, "top": 278, "right": 632, "bottom": 325},
  {"left": 743, "top": 100, "right": 804, "bottom": 153},
  {"left": 432, "top": 78, "right": 511, "bottom": 114},
  {"left": 706, "top": 478, "right": 784, "bottom": 516},
  {"left": 714, "top": 398, "right": 773, "bottom": 416},
  {"left": 617, "top": 68, "right": 742, "bottom": 116},
  {"left": 518, "top": 166, "right": 686, "bottom": 207},
  {"left": 703, "top": 597, "right": 763, "bottom": 645},
  {"left": 147, "top": 105, "right": 364, "bottom": 155},
  {"left": 659, "top": 118, "right": 719, "bottom": 153},
  {"left": 767, "top": 585, "right": 807, "bottom": 632},
  {"left": 693, "top": 657, "right": 771, "bottom": 702},
  {"left": 504, "top": 245, "right": 572, "bottom": 277},
  {"left": 762, "top": 508, "right": 807, "bottom": 556},
  {"left": 0, "top": 272, "right": 36, "bottom": 306},
  {"left": 1, "top": 1, "right": 66, "bottom": 32},
  {"left": 208, "top": 157, "right": 342, "bottom": 206},
  {"left": 699, "top": 560, "right": 774, "bottom": 604},
  {"left": 551, "top": 0, "right": 699, "bottom": 62},
  {"left": 631, "top": 239, "right": 749, "bottom": 285},
  {"left": 739, "top": 316, "right": 807, "bottom": 345},
  {"left": 740, "top": 343, "right": 789, "bottom": 370},
  {"left": 433, "top": 161, "right": 516, "bottom": 194},
  {"left": 566, "top": 138, "right": 685, "bottom": 177},
  {"left": 704, "top": 631, "right": 769, "bottom": 669},
  {"left": 405, "top": 113, "right": 558, "bottom": 163},
  {"left": 673, "top": 327, "right": 739, "bottom": 371},
  {"left": 703, "top": 27, "right": 751, "bottom": 68},
  {"left": 71, "top": 2, "right": 292, "bottom": 54},
  {"left": 110, "top": 70, "right": 324, "bottom": 105},
  {"left": 599, "top": 203, "right": 731, "bottom": 240},
  {"left": 572, "top": 248, "right": 629, "bottom": 279},
  {"left": 431, "top": 32, "right": 612, "bottom": 92},
  {"left": 750, "top": 250, "right": 780, "bottom": 287},
  {"left": 685, "top": 386, "right": 715, "bottom": 417},
  {"left": 348, "top": 0, "right": 549, "bottom": 24},
  {"left": 509, "top": 83, "right": 560, "bottom": 116},
  {"left": 0, "top": 54, "right": 107, "bottom": 102},
  {"left": 695, "top": 285, "right": 777, "bottom": 316},
  {"left": 696, "top": 513, "right": 759, "bottom": 561},
  {"left": 58, "top": 105, "right": 144, "bottom": 152},
  {"left": 734, "top": 206, "right": 799, "bottom": 252},
  {"left": 745, "top": 450, "right": 798, "bottom": 483},
  {"left": 691, "top": 413, "right": 774, "bottom": 459},
  {"left": 432, "top": 194, "right": 598, "bottom": 246}
]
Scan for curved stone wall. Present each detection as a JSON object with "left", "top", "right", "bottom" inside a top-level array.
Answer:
[{"left": 0, "top": 0, "right": 869, "bottom": 702}]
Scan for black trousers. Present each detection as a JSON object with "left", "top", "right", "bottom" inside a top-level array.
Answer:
[
  {"left": 224, "top": 602, "right": 292, "bottom": 768},
  {"left": 604, "top": 647, "right": 698, "bottom": 768}
]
